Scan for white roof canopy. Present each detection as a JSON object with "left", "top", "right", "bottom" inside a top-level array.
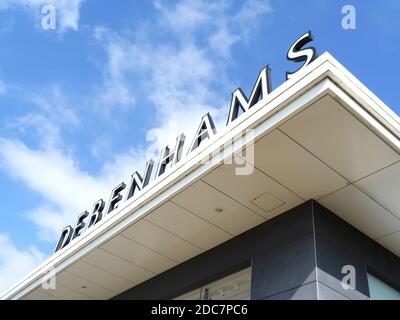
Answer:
[{"left": 2, "top": 53, "right": 399, "bottom": 300}]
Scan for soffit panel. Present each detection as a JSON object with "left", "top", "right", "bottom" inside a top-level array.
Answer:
[
  {"left": 65, "top": 260, "right": 134, "bottom": 295},
  {"left": 145, "top": 201, "right": 232, "bottom": 251},
  {"left": 171, "top": 180, "right": 265, "bottom": 236},
  {"left": 22, "top": 287, "right": 59, "bottom": 300},
  {"left": 355, "top": 161, "right": 400, "bottom": 219},
  {"left": 56, "top": 271, "right": 115, "bottom": 299},
  {"left": 202, "top": 163, "right": 303, "bottom": 218},
  {"left": 377, "top": 231, "right": 400, "bottom": 257},
  {"left": 280, "top": 95, "right": 399, "bottom": 182},
  {"left": 100, "top": 235, "right": 177, "bottom": 274},
  {"left": 318, "top": 185, "right": 400, "bottom": 239},
  {"left": 121, "top": 219, "right": 203, "bottom": 263},
  {"left": 46, "top": 284, "right": 91, "bottom": 300},
  {"left": 251, "top": 129, "right": 349, "bottom": 200},
  {"left": 82, "top": 248, "right": 155, "bottom": 285}
]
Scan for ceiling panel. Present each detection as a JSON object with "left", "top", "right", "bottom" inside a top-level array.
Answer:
[
  {"left": 280, "top": 95, "right": 399, "bottom": 182},
  {"left": 122, "top": 219, "right": 203, "bottom": 263},
  {"left": 101, "top": 235, "right": 177, "bottom": 274},
  {"left": 355, "top": 161, "right": 400, "bottom": 219},
  {"left": 145, "top": 201, "right": 231, "bottom": 251},
  {"left": 66, "top": 260, "right": 134, "bottom": 294},
  {"left": 319, "top": 185, "right": 400, "bottom": 239},
  {"left": 22, "top": 287, "right": 59, "bottom": 300},
  {"left": 172, "top": 180, "right": 265, "bottom": 235},
  {"left": 203, "top": 163, "right": 302, "bottom": 218},
  {"left": 377, "top": 231, "right": 400, "bottom": 257},
  {"left": 56, "top": 271, "right": 115, "bottom": 299},
  {"left": 252, "top": 129, "right": 348, "bottom": 200},
  {"left": 82, "top": 248, "right": 154, "bottom": 285},
  {"left": 47, "top": 284, "right": 91, "bottom": 300}
]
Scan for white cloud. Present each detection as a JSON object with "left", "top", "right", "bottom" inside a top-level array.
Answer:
[
  {"left": 96, "top": 35, "right": 224, "bottom": 154},
  {"left": 0, "top": 79, "right": 145, "bottom": 242},
  {"left": 0, "top": 138, "right": 145, "bottom": 241},
  {"left": 94, "top": 30, "right": 136, "bottom": 110},
  {"left": 0, "top": 0, "right": 85, "bottom": 32},
  {"left": 208, "top": 25, "right": 240, "bottom": 58},
  {"left": 95, "top": 0, "right": 272, "bottom": 152},
  {"left": 97, "top": 77, "right": 136, "bottom": 110},
  {"left": 235, "top": 0, "right": 273, "bottom": 38},
  {"left": 1, "top": 142, "right": 104, "bottom": 210},
  {"left": 155, "top": 0, "right": 272, "bottom": 57},
  {"left": 0, "top": 80, "right": 7, "bottom": 95},
  {"left": 154, "top": 0, "right": 223, "bottom": 35},
  {"left": 0, "top": 234, "right": 46, "bottom": 296},
  {"left": 5, "top": 86, "right": 79, "bottom": 149},
  {"left": 11, "top": 114, "right": 61, "bottom": 149},
  {"left": 30, "top": 86, "right": 80, "bottom": 127}
]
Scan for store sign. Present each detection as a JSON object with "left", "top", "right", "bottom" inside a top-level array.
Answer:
[{"left": 54, "top": 31, "right": 317, "bottom": 253}]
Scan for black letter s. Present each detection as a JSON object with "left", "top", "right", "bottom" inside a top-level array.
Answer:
[{"left": 286, "top": 31, "right": 316, "bottom": 80}]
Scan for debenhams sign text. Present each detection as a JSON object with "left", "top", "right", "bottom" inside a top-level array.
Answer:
[{"left": 55, "top": 31, "right": 317, "bottom": 253}]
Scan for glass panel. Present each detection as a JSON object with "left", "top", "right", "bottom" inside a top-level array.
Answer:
[
  {"left": 367, "top": 273, "right": 400, "bottom": 300},
  {"left": 175, "top": 267, "right": 251, "bottom": 300}
]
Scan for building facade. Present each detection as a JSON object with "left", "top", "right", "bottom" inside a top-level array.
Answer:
[{"left": 114, "top": 201, "right": 400, "bottom": 300}]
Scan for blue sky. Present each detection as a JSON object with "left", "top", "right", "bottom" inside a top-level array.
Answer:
[{"left": 0, "top": 0, "right": 399, "bottom": 294}]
